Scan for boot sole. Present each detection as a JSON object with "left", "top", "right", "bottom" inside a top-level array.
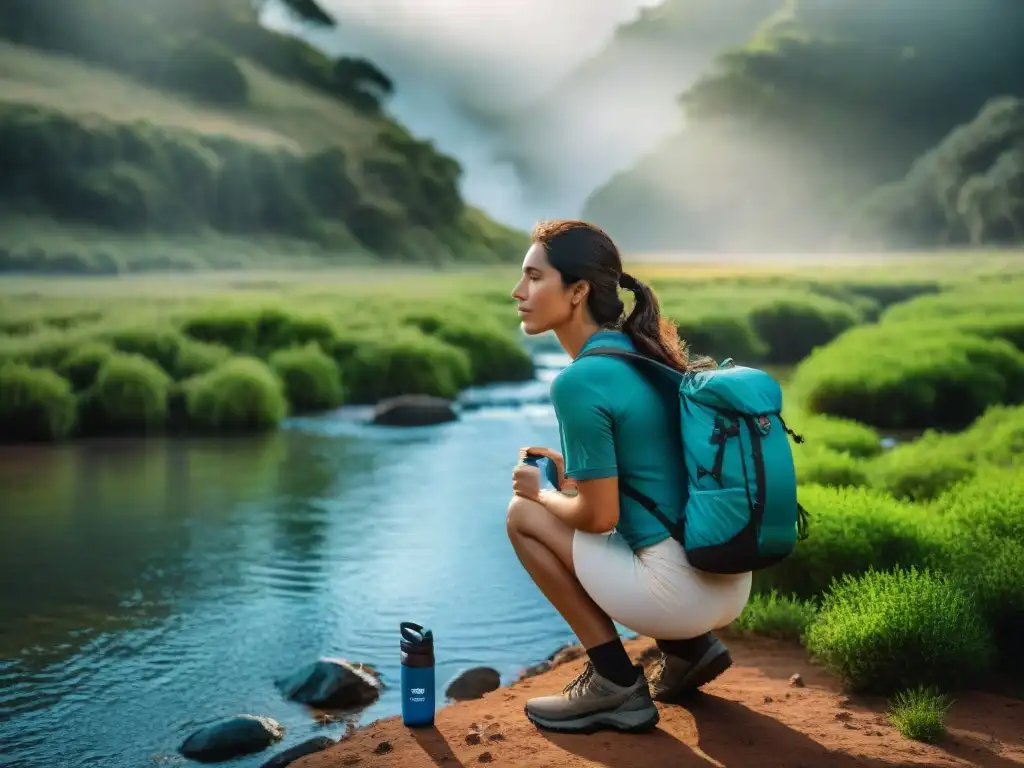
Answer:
[
  {"left": 524, "top": 702, "right": 660, "bottom": 735},
  {"left": 652, "top": 648, "right": 733, "bottom": 703}
]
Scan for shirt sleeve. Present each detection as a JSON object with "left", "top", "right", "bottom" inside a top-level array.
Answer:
[{"left": 550, "top": 365, "right": 618, "bottom": 481}]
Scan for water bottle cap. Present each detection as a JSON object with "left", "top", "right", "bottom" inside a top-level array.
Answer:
[{"left": 400, "top": 622, "right": 433, "bottom": 649}]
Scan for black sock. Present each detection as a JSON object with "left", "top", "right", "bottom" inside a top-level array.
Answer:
[
  {"left": 656, "top": 632, "right": 717, "bottom": 661},
  {"left": 587, "top": 638, "right": 639, "bottom": 687}
]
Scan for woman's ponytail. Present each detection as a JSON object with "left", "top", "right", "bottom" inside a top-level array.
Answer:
[{"left": 619, "top": 272, "right": 715, "bottom": 373}]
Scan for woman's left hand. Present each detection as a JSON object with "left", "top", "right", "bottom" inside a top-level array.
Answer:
[{"left": 512, "top": 462, "right": 542, "bottom": 501}]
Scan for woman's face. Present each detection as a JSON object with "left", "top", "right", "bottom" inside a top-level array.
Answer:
[{"left": 511, "top": 242, "right": 579, "bottom": 336}]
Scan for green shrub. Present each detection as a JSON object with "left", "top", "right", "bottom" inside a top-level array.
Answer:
[
  {"left": 868, "top": 434, "right": 977, "bottom": 501},
  {"left": 930, "top": 465, "right": 1024, "bottom": 543},
  {"left": 794, "top": 445, "right": 872, "bottom": 488},
  {"left": 755, "top": 485, "right": 938, "bottom": 599},
  {"left": 58, "top": 341, "right": 115, "bottom": 391},
  {"left": 173, "top": 339, "right": 233, "bottom": 380},
  {"left": 403, "top": 312, "right": 533, "bottom": 385},
  {"left": 730, "top": 591, "right": 818, "bottom": 641},
  {"left": 185, "top": 357, "right": 288, "bottom": 433},
  {"left": 785, "top": 412, "right": 882, "bottom": 458},
  {"left": 180, "top": 306, "right": 343, "bottom": 356},
  {"left": 269, "top": 343, "right": 345, "bottom": 414},
  {"left": 101, "top": 326, "right": 185, "bottom": 375},
  {"left": 937, "top": 403, "right": 1024, "bottom": 468},
  {"left": 748, "top": 298, "right": 861, "bottom": 364},
  {"left": 887, "top": 686, "right": 951, "bottom": 743},
  {"left": 332, "top": 330, "right": 472, "bottom": 403},
  {"left": 791, "top": 325, "right": 1024, "bottom": 430},
  {"left": 0, "top": 363, "right": 77, "bottom": 442},
  {"left": 675, "top": 314, "right": 768, "bottom": 363},
  {"left": 804, "top": 567, "right": 995, "bottom": 695},
  {"left": 925, "top": 467, "right": 1024, "bottom": 659},
  {"left": 87, "top": 353, "right": 173, "bottom": 435},
  {"left": 932, "top": 531, "right": 1024, "bottom": 663}
]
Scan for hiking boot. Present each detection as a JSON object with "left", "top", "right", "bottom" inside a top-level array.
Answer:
[
  {"left": 524, "top": 662, "right": 659, "bottom": 734},
  {"left": 648, "top": 636, "right": 733, "bottom": 702}
]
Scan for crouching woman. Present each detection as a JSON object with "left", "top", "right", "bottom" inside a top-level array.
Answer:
[{"left": 506, "top": 220, "right": 752, "bottom": 734}]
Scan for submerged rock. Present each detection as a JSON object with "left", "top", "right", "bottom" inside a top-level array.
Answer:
[
  {"left": 276, "top": 658, "right": 383, "bottom": 709},
  {"left": 179, "top": 714, "right": 284, "bottom": 762},
  {"left": 445, "top": 667, "right": 501, "bottom": 701},
  {"left": 259, "top": 736, "right": 336, "bottom": 767},
  {"left": 371, "top": 395, "right": 458, "bottom": 426}
]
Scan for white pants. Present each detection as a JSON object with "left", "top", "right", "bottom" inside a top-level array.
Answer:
[{"left": 573, "top": 529, "right": 752, "bottom": 640}]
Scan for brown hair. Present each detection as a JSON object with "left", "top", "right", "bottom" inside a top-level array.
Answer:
[{"left": 531, "top": 219, "right": 714, "bottom": 373}]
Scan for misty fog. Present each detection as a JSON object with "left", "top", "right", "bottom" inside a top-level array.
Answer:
[{"left": 263, "top": 0, "right": 671, "bottom": 228}]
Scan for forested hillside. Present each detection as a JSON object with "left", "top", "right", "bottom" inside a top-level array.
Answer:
[
  {"left": 583, "top": 0, "right": 1024, "bottom": 252},
  {"left": 0, "top": 0, "right": 528, "bottom": 272}
]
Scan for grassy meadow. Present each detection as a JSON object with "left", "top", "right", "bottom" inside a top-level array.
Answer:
[{"left": 2, "top": 251, "right": 1023, "bottom": 737}]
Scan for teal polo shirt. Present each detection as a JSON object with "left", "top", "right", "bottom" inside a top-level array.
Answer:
[{"left": 549, "top": 330, "right": 685, "bottom": 551}]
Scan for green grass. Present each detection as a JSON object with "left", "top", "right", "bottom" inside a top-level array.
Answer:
[
  {"left": 887, "top": 686, "right": 952, "bottom": 743},
  {"left": 730, "top": 591, "right": 818, "bottom": 641}
]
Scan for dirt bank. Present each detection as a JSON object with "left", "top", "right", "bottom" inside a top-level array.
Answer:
[{"left": 296, "top": 635, "right": 1023, "bottom": 768}]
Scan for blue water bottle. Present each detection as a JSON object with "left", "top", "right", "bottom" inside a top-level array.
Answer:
[
  {"left": 400, "top": 622, "right": 435, "bottom": 727},
  {"left": 522, "top": 451, "right": 559, "bottom": 489}
]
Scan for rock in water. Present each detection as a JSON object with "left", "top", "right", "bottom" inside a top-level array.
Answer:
[
  {"left": 371, "top": 395, "right": 458, "bottom": 427},
  {"left": 179, "top": 714, "right": 284, "bottom": 762},
  {"left": 445, "top": 667, "right": 501, "bottom": 701},
  {"left": 276, "top": 658, "right": 382, "bottom": 709},
  {"left": 259, "top": 736, "right": 336, "bottom": 767}
]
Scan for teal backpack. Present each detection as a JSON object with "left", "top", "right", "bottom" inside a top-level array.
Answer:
[{"left": 575, "top": 348, "right": 809, "bottom": 574}]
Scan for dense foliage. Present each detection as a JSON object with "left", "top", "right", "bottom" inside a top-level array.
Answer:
[{"left": 0, "top": 0, "right": 528, "bottom": 268}]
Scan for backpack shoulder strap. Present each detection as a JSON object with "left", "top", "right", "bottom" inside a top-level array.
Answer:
[{"left": 574, "top": 346, "right": 685, "bottom": 384}]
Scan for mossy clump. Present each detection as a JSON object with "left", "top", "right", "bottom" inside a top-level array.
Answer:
[
  {"left": 269, "top": 343, "right": 345, "bottom": 414},
  {"left": 84, "top": 352, "right": 173, "bottom": 435},
  {"left": 0, "top": 363, "right": 77, "bottom": 442},
  {"left": 185, "top": 357, "right": 289, "bottom": 433}
]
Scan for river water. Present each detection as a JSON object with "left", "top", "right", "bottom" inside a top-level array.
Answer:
[{"left": 0, "top": 353, "right": 596, "bottom": 768}]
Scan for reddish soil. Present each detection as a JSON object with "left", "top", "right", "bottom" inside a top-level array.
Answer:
[{"left": 296, "top": 635, "right": 1024, "bottom": 768}]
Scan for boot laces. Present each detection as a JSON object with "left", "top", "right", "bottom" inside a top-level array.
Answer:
[{"left": 562, "top": 662, "right": 595, "bottom": 698}]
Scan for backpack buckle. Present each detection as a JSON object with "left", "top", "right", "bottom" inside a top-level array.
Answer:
[{"left": 755, "top": 415, "right": 772, "bottom": 435}]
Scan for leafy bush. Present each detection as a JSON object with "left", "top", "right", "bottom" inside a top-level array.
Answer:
[
  {"left": 804, "top": 567, "right": 995, "bottom": 695},
  {"left": 185, "top": 357, "right": 288, "bottom": 433},
  {"left": 0, "top": 363, "right": 77, "bottom": 442},
  {"left": 791, "top": 325, "right": 1024, "bottom": 429},
  {"left": 794, "top": 445, "right": 871, "bottom": 489},
  {"left": 925, "top": 467, "right": 1024, "bottom": 658},
  {"left": 868, "top": 434, "right": 976, "bottom": 501},
  {"left": 102, "top": 326, "right": 185, "bottom": 375},
  {"left": 869, "top": 403, "right": 1024, "bottom": 500},
  {"left": 403, "top": 312, "right": 533, "bottom": 385},
  {"left": 180, "top": 306, "right": 343, "bottom": 356},
  {"left": 332, "top": 330, "right": 472, "bottom": 403},
  {"left": 269, "top": 343, "right": 345, "bottom": 413},
  {"left": 173, "top": 339, "right": 233, "bottom": 380},
  {"left": 85, "top": 353, "right": 172, "bottom": 435},
  {"left": 58, "top": 341, "right": 115, "bottom": 391},
  {"left": 783, "top": 411, "right": 882, "bottom": 458},
  {"left": 674, "top": 313, "right": 768, "bottom": 364},
  {"left": 754, "top": 485, "right": 939, "bottom": 599},
  {"left": 730, "top": 591, "right": 818, "bottom": 642},
  {"left": 748, "top": 297, "right": 861, "bottom": 364}
]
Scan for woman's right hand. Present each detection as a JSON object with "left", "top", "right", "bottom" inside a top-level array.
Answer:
[{"left": 520, "top": 446, "right": 574, "bottom": 492}]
